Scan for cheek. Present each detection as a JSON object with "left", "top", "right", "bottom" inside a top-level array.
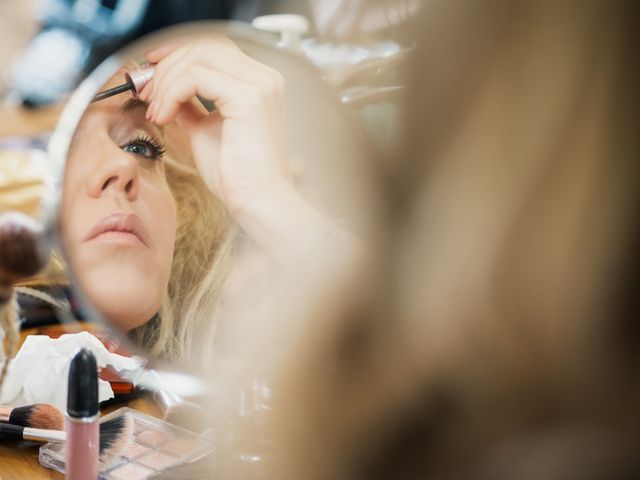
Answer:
[
  {"left": 60, "top": 170, "right": 86, "bottom": 244},
  {"left": 149, "top": 185, "right": 177, "bottom": 262},
  {"left": 61, "top": 137, "right": 103, "bottom": 243}
]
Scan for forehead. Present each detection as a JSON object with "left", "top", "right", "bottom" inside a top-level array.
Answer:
[{"left": 104, "top": 66, "right": 130, "bottom": 89}]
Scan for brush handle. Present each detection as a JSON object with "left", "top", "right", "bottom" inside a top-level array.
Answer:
[
  {"left": 0, "top": 405, "right": 13, "bottom": 422},
  {"left": 0, "top": 423, "right": 66, "bottom": 442}
]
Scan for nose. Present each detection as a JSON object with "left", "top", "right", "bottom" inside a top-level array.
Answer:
[{"left": 86, "top": 148, "right": 139, "bottom": 201}]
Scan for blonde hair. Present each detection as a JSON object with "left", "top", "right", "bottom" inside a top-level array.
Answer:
[
  {"left": 266, "top": 1, "right": 640, "bottom": 478},
  {"left": 0, "top": 292, "right": 19, "bottom": 393},
  {"left": 372, "top": 0, "right": 640, "bottom": 476},
  {"left": 130, "top": 131, "right": 239, "bottom": 365}
]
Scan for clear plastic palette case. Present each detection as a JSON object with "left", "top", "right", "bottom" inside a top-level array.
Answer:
[{"left": 39, "top": 407, "right": 212, "bottom": 479}]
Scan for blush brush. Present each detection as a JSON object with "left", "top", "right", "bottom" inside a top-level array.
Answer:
[
  {"left": 0, "top": 411, "right": 133, "bottom": 464},
  {"left": 0, "top": 403, "right": 64, "bottom": 430}
]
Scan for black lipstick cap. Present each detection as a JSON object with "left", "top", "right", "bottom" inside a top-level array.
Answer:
[{"left": 67, "top": 348, "right": 98, "bottom": 418}]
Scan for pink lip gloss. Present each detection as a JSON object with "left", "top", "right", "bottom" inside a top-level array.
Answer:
[{"left": 65, "top": 348, "right": 99, "bottom": 480}]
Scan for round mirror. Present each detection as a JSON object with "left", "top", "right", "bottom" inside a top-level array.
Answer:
[{"left": 49, "top": 21, "right": 377, "bottom": 384}]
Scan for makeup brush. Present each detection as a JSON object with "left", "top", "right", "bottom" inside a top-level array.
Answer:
[
  {"left": 153, "top": 388, "right": 207, "bottom": 433},
  {"left": 97, "top": 410, "right": 134, "bottom": 462},
  {"left": 92, "top": 63, "right": 155, "bottom": 103},
  {"left": 0, "top": 412, "right": 133, "bottom": 463},
  {"left": 0, "top": 212, "right": 47, "bottom": 282},
  {"left": 0, "top": 403, "right": 64, "bottom": 430}
]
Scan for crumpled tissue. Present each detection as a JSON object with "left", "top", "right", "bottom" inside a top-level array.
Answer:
[{"left": 0, "top": 331, "right": 143, "bottom": 413}]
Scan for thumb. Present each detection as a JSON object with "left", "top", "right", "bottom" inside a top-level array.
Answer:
[
  {"left": 177, "top": 103, "right": 224, "bottom": 196},
  {"left": 174, "top": 98, "right": 208, "bottom": 132}
]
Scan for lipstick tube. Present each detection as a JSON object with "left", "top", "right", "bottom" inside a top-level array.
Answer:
[{"left": 65, "top": 348, "right": 99, "bottom": 480}]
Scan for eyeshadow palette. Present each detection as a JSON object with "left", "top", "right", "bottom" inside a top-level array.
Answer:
[{"left": 39, "top": 407, "right": 212, "bottom": 479}]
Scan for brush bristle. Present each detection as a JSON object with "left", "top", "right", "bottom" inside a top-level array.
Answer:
[
  {"left": 9, "top": 404, "right": 64, "bottom": 430},
  {"left": 99, "top": 412, "right": 133, "bottom": 464}
]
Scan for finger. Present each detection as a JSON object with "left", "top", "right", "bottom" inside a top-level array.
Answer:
[
  {"left": 149, "top": 44, "right": 192, "bottom": 99},
  {"left": 138, "top": 79, "right": 153, "bottom": 102},
  {"left": 150, "top": 49, "right": 264, "bottom": 113},
  {"left": 151, "top": 65, "right": 257, "bottom": 125},
  {"left": 167, "top": 44, "right": 275, "bottom": 87},
  {"left": 148, "top": 37, "right": 268, "bottom": 90},
  {"left": 144, "top": 42, "right": 184, "bottom": 63},
  {"left": 188, "top": 108, "right": 225, "bottom": 195},
  {"left": 148, "top": 39, "right": 286, "bottom": 117},
  {"left": 150, "top": 46, "right": 285, "bottom": 126},
  {"left": 181, "top": 40, "right": 285, "bottom": 89},
  {"left": 145, "top": 34, "right": 239, "bottom": 64},
  {"left": 173, "top": 98, "right": 209, "bottom": 132}
]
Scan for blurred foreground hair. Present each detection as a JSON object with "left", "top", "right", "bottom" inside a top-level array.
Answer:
[{"left": 276, "top": 1, "right": 640, "bottom": 479}]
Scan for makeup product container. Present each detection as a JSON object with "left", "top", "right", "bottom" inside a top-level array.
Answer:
[
  {"left": 65, "top": 348, "right": 99, "bottom": 480},
  {"left": 92, "top": 63, "right": 154, "bottom": 102},
  {"left": 125, "top": 63, "right": 155, "bottom": 96},
  {"left": 39, "top": 407, "right": 213, "bottom": 479}
]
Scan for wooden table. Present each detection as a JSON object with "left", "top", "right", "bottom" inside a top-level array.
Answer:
[{"left": 0, "top": 326, "right": 162, "bottom": 479}]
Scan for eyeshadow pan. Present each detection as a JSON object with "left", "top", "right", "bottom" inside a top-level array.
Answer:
[
  {"left": 101, "top": 454, "right": 126, "bottom": 471},
  {"left": 108, "top": 462, "right": 155, "bottom": 480},
  {"left": 120, "top": 441, "right": 149, "bottom": 460},
  {"left": 133, "top": 421, "right": 150, "bottom": 434},
  {"left": 39, "top": 407, "right": 213, "bottom": 478},
  {"left": 160, "top": 437, "right": 201, "bottom": 457},
  {"left": 136, "top": 428, "right": 174, "bottom": 447},
  {"left": 136, "top": 450, "right": 180, "bottom": 471}
]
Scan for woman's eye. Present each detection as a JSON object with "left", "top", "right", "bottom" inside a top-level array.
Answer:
[
  {"left": 122, "top": 142, "right": 156, "bottom": 158},
  {"left": 120, "top": 136, "right": 165, "bottom": 160}
]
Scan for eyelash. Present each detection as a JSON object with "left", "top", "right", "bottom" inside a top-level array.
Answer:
[{"left": 121, "top": 133, "right": 166, "bottom": 161}]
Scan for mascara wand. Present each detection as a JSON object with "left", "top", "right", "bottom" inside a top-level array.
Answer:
[
  {"left": 91, "top": 63, "right": 155, "bottom": 103},
  {"left": 92, "top": 82, "right": 134, "bottom": 102}
]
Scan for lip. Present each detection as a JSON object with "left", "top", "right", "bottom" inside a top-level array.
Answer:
[{"left": 84, "top": 212, "right": 150, "bottom": 247}]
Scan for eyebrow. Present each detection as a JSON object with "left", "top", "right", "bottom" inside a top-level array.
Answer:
[
  {"left": 121, "top": 97, "right": 149, "bottom": 113},
  {"left": 119, "top": 98, "right": 164, "bottom": 136}
]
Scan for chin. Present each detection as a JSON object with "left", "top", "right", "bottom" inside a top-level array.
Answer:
[
  {"left": 102, "top": 307, "right": 155, "bottom": 333},
  {"left": 79, "top": 266, "right": 164, "bottom": 332}
]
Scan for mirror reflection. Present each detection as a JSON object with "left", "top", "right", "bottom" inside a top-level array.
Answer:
[
  {"left": 1, "top": 18, "right": 385, "bottom": 479},
  {"left": 62, "top": 68, "right": 178, "bottom": 336},
  {"left": 60, "top": 30, "right": 374, "bottom": 368}
]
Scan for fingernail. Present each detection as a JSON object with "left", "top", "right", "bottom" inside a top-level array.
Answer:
[{"left": 145, "top": 102, "right": 153, "bottom": 119}]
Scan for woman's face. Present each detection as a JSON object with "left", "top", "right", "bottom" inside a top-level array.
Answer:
[{"left": 61, "top": 72, "right": 177, "bottom": 332}]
